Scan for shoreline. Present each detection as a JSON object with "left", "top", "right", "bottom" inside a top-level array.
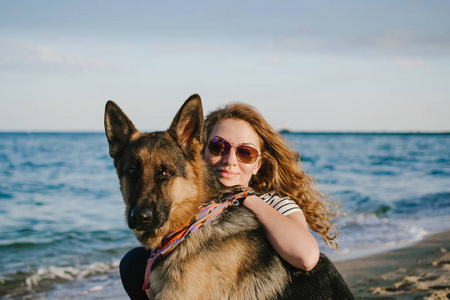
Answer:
[{"left": 335, "top": 230, "right": 450, "bottom": 299}]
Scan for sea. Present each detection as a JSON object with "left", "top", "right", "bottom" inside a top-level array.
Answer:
[{"left": 1, "top": 132, "right": 449, "bottom": 299}]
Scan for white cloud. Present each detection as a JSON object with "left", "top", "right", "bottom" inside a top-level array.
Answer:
[
  {"left": 370, "top": 30, "right": 414, "bottom": 47},
  {"left": 392, "top": 58, "right": 426, "bottom": 70},
  {"left": 0, "top": 38, "right": 105, "bottom": 71},
  {"left": 264, "top": 29, "right": 450, "bottom": 59}
]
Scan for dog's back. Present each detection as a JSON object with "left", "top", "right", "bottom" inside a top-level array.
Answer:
[
  {"left": 105, "top": 95, "right": 354, "bottom": 300},
  {"left": 150, "top": 205, "right": 353, "bottom": 300}
]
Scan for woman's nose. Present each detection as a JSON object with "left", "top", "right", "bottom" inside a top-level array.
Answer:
[{"left": 222, "top": 147, "right": 238, "bottom": 165}]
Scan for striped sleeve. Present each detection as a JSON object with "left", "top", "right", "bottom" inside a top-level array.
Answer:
[{"left": 259, "top": 191, "right": 302, "bottom": 216}]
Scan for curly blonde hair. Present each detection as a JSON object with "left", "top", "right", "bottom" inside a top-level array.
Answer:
[{"left": 203, "top": 102, "right": 339, "bottom": 250}]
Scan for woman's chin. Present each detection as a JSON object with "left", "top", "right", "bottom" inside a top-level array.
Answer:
[{"left": 218, "top": 177, "right": 239, "bottom": 187}]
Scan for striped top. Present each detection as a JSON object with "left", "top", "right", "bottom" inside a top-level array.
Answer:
[{"left": 259, "top": 191, "right": 302, "bottom": 216}]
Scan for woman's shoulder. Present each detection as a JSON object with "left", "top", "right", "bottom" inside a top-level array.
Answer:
[
  {"left": 259, "top": 191, "right": 302, "bottom": 216},
  {"left": 259, "top": 191, "right": 292, "bottom": 202}
]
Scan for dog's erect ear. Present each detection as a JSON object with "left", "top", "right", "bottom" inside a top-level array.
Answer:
[
  {"left": 104, "top": 101, "right": 138, "bottom": 159},
  {"left": 167, "top": 94, "right": 204, "bottom": 155}
]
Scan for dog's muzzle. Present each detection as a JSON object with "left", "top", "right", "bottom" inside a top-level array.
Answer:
[{"left": 129, "top": 207, "right": 154, "bottom": 230}]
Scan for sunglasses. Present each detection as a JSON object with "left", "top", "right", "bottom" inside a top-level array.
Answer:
[{"left": 207, "top": 138, "right": 260, "bottom": 164}]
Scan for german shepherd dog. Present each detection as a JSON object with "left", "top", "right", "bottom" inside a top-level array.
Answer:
[{"left": 104, "top": 95, "right": 354, "bottom": 300}]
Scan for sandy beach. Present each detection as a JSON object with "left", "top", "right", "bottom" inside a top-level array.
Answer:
[{"left": 335, "top": 230, "right": 450, "bottom": 299}]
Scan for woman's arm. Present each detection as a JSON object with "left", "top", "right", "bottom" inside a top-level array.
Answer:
[{"left": 243, "top": 195, "right": 320, "bottom": 271}]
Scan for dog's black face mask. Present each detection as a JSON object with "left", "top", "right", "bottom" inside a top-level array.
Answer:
[
  {"left": 117, "top": 134, "right": 176, "bottom": 231},
  {"left": 117, "top": 133, "right": 190, "bottom": 234}
]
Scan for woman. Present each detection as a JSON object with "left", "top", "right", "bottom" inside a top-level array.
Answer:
[{"left": 120, "top": 102, "right": 339, "bottom": 299}]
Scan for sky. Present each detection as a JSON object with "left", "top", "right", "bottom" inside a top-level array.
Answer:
[{"left": 1, "top": 0, "right": 449, "bottom": 132}]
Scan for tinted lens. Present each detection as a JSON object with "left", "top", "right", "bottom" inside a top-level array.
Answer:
[
  {"left": 208, "top": 138, "right": 259, "bottom": 164},
  {"left": 236, "top": 146, "right": 259, "bottom": 163},
  {"left": 208, "top": 138, "right": 230, "bottom": 156}
]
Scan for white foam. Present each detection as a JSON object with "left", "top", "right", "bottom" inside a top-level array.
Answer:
[
  {"left": 321, "top": 212, "right": 435, "bottom": 261},
  {"left": 25, "top": 260, "right": 120, "bottom": 290}
]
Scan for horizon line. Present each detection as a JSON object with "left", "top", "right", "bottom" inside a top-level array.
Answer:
[{"left": 1, "top": 130, "right": 449, "bottom": 135}]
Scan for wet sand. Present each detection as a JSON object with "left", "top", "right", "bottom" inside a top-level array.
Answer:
[{"left": 335, "top": 230, "right": 450, "bottom": 299}]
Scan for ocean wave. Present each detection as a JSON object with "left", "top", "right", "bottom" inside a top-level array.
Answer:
[
  {"left": 0, "top": 241, "right": 39, "bottom": 250},
  {"left": 429, "top": 169, "right": 450, "bottom": 176},
  {"left": 333, "top": 213, "right": 428, "bottom": 256},
  {"left": 25, "top": 262, "right": 120, "bottom": 288},
  {"left": 0, "top": 261, "right": 120, "bottom": 299},
  {"left": 394, "top": 192, "right": 450, "bottom": 215},
  {"left": 0, "top": 191, "right": 13, "bottom": 200}
]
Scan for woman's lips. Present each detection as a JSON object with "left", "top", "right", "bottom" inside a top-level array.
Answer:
[{"left": 216, "top": 169, "right": 238, "bottom": 178}]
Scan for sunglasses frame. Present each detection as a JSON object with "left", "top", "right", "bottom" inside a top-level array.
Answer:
[{"left": 207, "top": 138, "right": 260, "bottom": 164}]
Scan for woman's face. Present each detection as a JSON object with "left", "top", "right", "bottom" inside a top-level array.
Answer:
[{"left": 205, "top": 119, "right": 263, "bottom": 187}]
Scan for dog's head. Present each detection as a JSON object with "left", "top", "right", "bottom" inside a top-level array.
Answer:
[{"left": 104, "top": 94, "right": 209, "bottom": 248}]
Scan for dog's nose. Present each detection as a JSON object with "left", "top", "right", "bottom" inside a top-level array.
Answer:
[{"left": 129, "top": 207, "right": 153, "bottom": 229}]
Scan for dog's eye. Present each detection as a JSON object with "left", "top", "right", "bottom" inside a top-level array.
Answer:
[
  {"left": 162, "top": 169, "right": 172, "bottom": 177},
  {"left": 128, "top": 167, "right": 137, "bottom": 176}
]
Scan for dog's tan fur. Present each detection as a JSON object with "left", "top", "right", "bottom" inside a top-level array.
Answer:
[{"left": 150, "top": 239, "right": 289, "bottom": 300}]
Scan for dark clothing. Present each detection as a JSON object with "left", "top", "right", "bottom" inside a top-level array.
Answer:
[{"left": 119, "top": 247, "right": 151, "bottom": 300}]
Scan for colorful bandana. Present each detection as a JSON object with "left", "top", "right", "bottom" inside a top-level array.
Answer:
[{"left": 142, "top": 189, "right": 252, "bottom": 290}]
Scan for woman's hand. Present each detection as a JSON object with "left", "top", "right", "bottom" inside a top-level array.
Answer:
[{"left": 243, "top": 195, "right": 320, "bottom": 271}]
